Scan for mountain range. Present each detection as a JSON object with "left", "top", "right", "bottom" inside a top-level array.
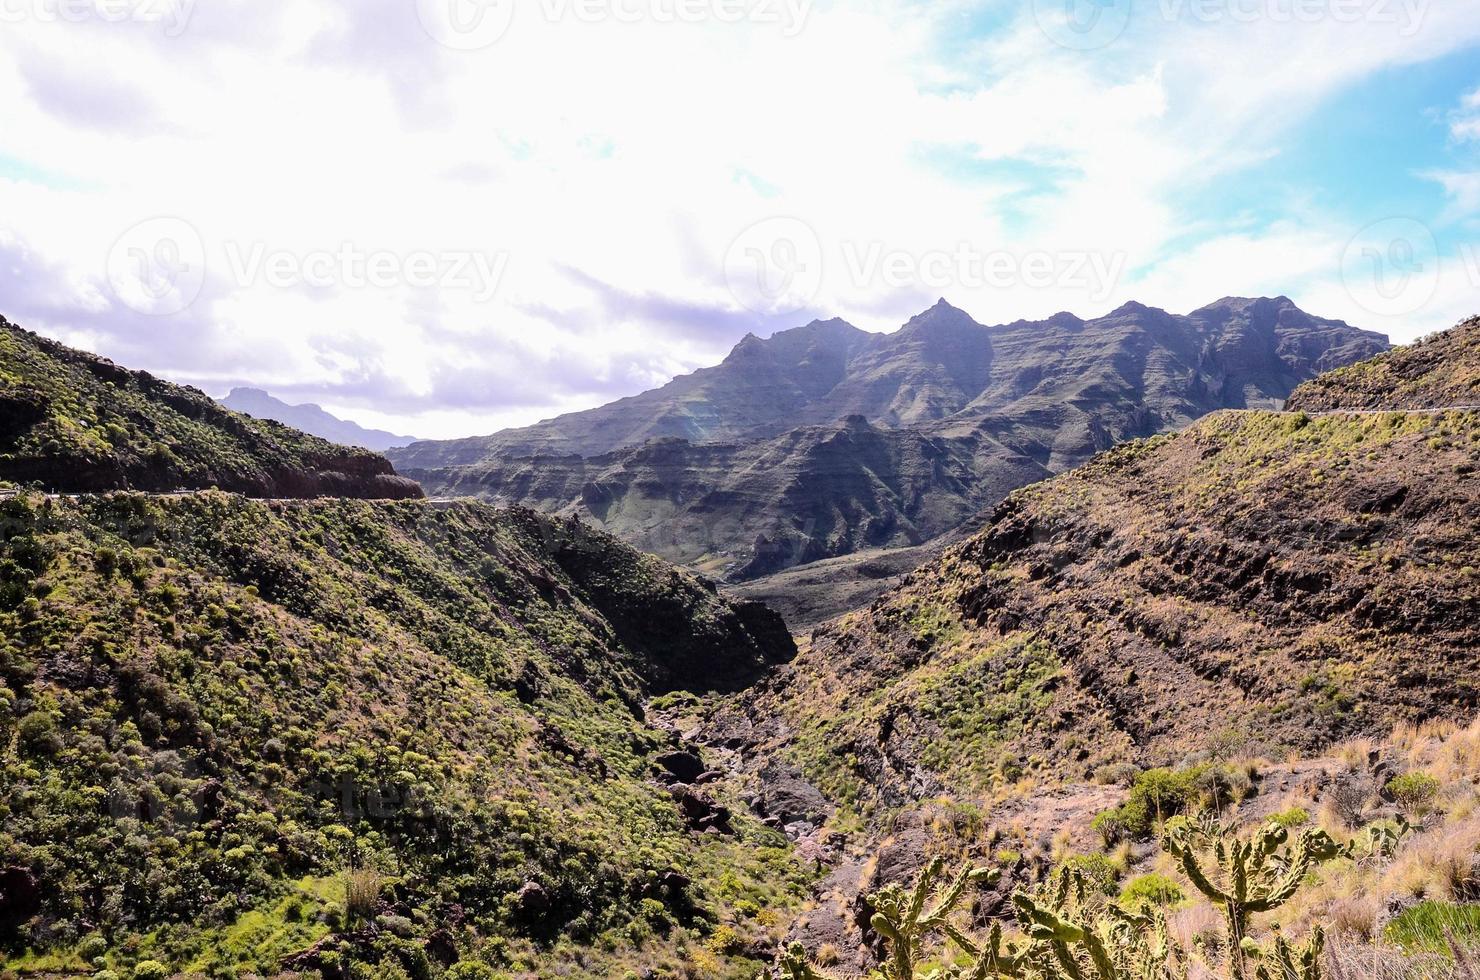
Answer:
[
  {"left": 389, "top": 296, "right": 1388, "bottom": 619},
  {"left": 219, "top": 387, "right": 419, "bottom": 452},
  {"left": 700, "top": 315, "right": 1480, "bottom": 960},
  {"left": 1, "top": 309, "right": 1476, "bottom": 978}
]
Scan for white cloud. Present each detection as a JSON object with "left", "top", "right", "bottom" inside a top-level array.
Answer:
[{"left": 0, "top": 0, "right": 1478, "bottom": 436}]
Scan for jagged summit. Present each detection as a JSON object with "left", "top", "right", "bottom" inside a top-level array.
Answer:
[{"left": 390, "top": 298, "right": 1388, "bottom": 592}]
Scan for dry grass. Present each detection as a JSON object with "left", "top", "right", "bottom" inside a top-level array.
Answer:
[
  {"left": 1324, "top": 938, "right": 1479, "bottom": 980},
  {"left": 1380, "top": 816, "right": 1480, "bottom": 902},
  {"left": 343, "top": 866, "right": 383, "bottom": 926},
  {"left": 1168, "top": 902, "right": 1225, "bottom": 960},
  {"left": 1328, "top": 895, "right": 1383, "bottom": 942}
]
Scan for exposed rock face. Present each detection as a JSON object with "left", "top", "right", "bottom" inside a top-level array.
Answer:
[
  {"left": 725, "top": 317, "right": 1479, "bottom": 817},
  {"left": 392, "top": 297, "right": 1387, "bottom": 586},
  {"left": 391, "top": 316, "right": 879, "bottom": 464},
  {"left": 0, "top": 316, "right": 422, "bottom": 499}
]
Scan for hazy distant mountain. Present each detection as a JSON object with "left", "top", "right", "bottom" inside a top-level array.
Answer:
[
  {"left": 221, "top": 387, "right": 417, "bottom": 451},
  {"left": 391, "top": 297, "right": 1389, "bottom": 594}
]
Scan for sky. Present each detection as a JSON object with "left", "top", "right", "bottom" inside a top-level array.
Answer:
[{"left": 0, "top": 0, "right": 1478, "bottom": 439}]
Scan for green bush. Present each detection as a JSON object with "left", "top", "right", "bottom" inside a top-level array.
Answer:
[
  {"left": 1092, "top": 763, "right": 1247, "bottom": 842},
  {"left": 132, "top": 961, "right": 169, "bottom": 980},
  {"left": 1271, "top": 806, "right": 1310, "bottom": 828},
  {"left": 1118, "top": 873, "right": 1185, "bottom": 910},
  {"left": 445, "top": 964, "right": 505, "bottom": 980},
  {"left": 1056, "top": 854, "right": 1120, "bottom": 896},
  {"left": 1386, "top": 772, "right": 1442, "bottom": 816}
]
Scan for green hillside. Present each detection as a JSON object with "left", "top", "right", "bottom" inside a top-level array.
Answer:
[
  {"left": 0, "top": 318, "right": 420, "bottom": 499},
  {"left": 0, "top": 492, "right": 800, "bottom": 978}
]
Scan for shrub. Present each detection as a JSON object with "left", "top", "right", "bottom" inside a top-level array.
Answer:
[
  {"left": 1092, "top": 763, "right": 1245, "bottom": 842},
  {"left": 78, "top": 933, "right": 109, "bottom": 961},
  {"left": 1056, "top": 854, "right": 1120, "bottom": 895},
  {"left": 445, "top": 964, "right": 504, "bottom": 980},
  {"left": 1271, "top": 806, "right": 1310, "bottom": 828},
  {"left": 706, "top": 924, "right": 744, "bottom": 955},
  {"left": 344, "top": 867, "right": 384, "bottom": 927},
  {"left": 131, "top": 962, "right": 168, "bottom": 980},
  {"left": 1118, "top": 872, "right": 1185, "bottom": 911},
  {"left": 1386, "top": 771, "right": 1442, "bottom": 817}
]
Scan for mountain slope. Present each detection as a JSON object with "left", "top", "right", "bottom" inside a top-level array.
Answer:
[
  {"left": 409, "top": 417, "right": 1051, "bottom": 579},
  {"left": 710, "top": 316, "right": 1480, "bottom": 819},
  {"left": 220, "top": 387, "right": 418, "bottom": 451},
  {"left": 390, "top": 317, "right": 879, "bottom": 465},
  {"left": 1285, "top": 314, "right": 1480, "bottom": 411},
  {"left": 394, "top": 298, "right": 1388, "bottom": 586},
  {"left": 0, "top": 491, "right": 800, "bottom": 977},
  {"left": 0, "top": 316, "right": 422, "bottom": 499}
]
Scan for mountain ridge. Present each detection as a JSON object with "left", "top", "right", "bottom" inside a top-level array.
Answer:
[
  {"left": 392, "top": 297, "right": 1389, "bottom": 589},
  {"left": 0, "top": 316, "right": 423, "bottom": 500}
]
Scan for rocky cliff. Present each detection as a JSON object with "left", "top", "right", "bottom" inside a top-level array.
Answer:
[
  {"left": 712, "top": 318, "right": 1479, "bottom": 819},
  {"left": 393, "top": 297, "right": 1388, "bottom": 587}
]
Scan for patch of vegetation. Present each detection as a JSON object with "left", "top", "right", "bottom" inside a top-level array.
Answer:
[
  {"left": 1092, "top": 763, "right": 1253, "bottom": 844},
  {"left": 1384, "top": 901, "right": 1480, "bottom": 953},
  {"left": 1117, "top": 873, "right": 1185, "bottom": 911},
  {"left": 0, "top": 318, "right": 413, "bottom": 497},
  {"left": 1386, "top": 772, "right": 1442, "bottom": 817},
  {"left": 0, "top": 491, "right": 804, "bottom": 977}
]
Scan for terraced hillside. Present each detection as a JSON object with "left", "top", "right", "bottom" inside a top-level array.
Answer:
[
  {"left": 0, "top": 317, "right": 421, "bottom": 499},
  {"left": 705, "top": 314, "right": 1480, "bottom": 827}
]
